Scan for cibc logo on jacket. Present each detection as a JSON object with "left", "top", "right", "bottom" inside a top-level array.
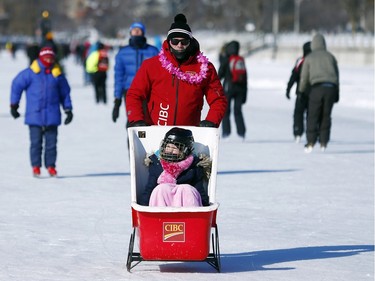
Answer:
[
  {"left": 157, "top": 102, "right": 170, "bottom": 125},
  {"left": 163, "top": 222, "right": 185, "bottom": 242}
]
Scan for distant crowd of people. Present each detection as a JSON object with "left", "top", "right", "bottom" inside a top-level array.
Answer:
[{"left": 8, "top": 12, "right": 339, "bottom": 183}]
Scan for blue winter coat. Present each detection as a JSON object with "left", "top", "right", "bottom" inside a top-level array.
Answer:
[
  {"left": 114, "top": 37, "right": 159, "bottom": 99},
  {"left": 11, "top": 59, "right": 72, "bottom": 126}
]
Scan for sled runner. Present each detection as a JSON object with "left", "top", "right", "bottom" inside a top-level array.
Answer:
[{"left": 126, "top": 126, "right": 221, "bottom": 272}]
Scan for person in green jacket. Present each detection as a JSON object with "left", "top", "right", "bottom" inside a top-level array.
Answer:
[
  {"left": 86, "top": 42, "right": 109, "bottom": 104},
  {"left": 299, "top": 33, "right": 339, "bottom": 153}
]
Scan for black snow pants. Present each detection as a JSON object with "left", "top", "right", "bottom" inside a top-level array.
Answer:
[
  {"left": 222, "top": 90, "right": 246, "bottom": 138},
  {"left": 92, "top": 71, "right": 107, "bottom": 104},
  {"left": 306, "top": 84, "right": 338, "bottom": 146},
  {"left": 293, "top": 92, "right": 308, "bottom": 137}
]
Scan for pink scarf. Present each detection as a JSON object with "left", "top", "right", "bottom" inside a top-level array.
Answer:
[{"left": 157, "top": 155, "right": 194, "bottom": 184}]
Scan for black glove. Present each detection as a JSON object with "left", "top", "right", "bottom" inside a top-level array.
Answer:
[
  {"left": 128, "top": 120, "right": 149, "bottom": 127},
  {"left": 199, "top": 120, "right": 217, "bottom": 128},
  {"left": 112, "top": 98, "right": 122, "bottom": 122},
  {"left": 10, "top": 104, "right": 20, "bottom": 119},
  {"left": 286, "top": 90, "right": 290, "bottom": 100},
  {"left": 64, "top": 110, "right": 73, "bottom": 125}
]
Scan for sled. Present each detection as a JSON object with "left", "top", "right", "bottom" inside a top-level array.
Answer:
[{"left": 126, "top": 125, "right": 221, "bottom": 272}]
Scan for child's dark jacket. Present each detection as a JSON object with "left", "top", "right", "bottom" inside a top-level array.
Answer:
[{"left": 140, "top": 154, "right": 210, "bottom": 206}]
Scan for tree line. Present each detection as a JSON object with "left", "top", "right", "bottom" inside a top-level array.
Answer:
[{"left": 0, "top": 0, "right": 373, "bottom": 37}]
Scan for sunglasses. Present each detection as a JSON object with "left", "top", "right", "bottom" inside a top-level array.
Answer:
[{"left": 170, "top": 38, "right": 191, "bottom": 46}]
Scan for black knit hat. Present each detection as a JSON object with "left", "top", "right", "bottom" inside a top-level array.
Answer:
[{"left": 167, "top": 14, "right": 193, "bottom": 40}]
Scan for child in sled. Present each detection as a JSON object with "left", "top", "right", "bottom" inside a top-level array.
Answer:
[{"left": 140, "top": 127, "right": 211, "bottom": 207}]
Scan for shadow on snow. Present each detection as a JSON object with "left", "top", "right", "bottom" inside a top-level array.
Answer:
[
  {"left": 220, "top": 245, "right": 374, "bottom": 273},
  {"left": 154, "top": 245, "right": 374, "bottom": 273},
  {"left": 56, "top": 169, "right": 299, "bottom": 179}
]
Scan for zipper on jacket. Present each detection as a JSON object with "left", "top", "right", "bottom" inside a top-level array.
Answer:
[
  {"left": 42, "top": 73, "right": 47, "bottom": 125},
  {"left": 173, "top": 78, "right": 179, "bottom": 125},
  {"left": 136, "top": 49, "right": 139, "bottom": 70},
  {"left": 139, "top": 53, "right": 144, "bottom": 69}
]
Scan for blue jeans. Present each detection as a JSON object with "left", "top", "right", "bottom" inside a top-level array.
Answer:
[{"left": 29, "top": 126, "right": 58, "bottom": 168}]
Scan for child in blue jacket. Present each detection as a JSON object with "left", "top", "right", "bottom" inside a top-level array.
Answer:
[{"left": 10, "top": 47, "right": 73, "bottom": 177}]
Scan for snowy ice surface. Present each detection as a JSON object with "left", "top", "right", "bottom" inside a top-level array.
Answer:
[{"left": 0, "top": 43, "right": 373, "bottom": 281}]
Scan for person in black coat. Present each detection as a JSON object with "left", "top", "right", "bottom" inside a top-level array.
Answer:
[
  {"left": 286, "top": 41, "right": 311, "bottom": 143},
  {"left": 26, "top": 41, "right": 40, "bottom": 65},
  {"left": 218, "top": 40, "right": 247, "bottom": 139}
]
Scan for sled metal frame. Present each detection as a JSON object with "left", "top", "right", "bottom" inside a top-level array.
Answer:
[{"left": 126, "top": 225, "right": 221, "bottom": 272}]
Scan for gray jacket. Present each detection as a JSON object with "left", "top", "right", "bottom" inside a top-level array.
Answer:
[{"left": 298, "top": 33, "right": 339, "bottom": 93}]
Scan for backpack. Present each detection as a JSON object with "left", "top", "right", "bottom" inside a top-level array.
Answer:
[
  {"left": 229, "top": 55, "right": 247, "bottom": 83},
  {"left": 97, "top": 49, "right": 109, "bottom": 72}
]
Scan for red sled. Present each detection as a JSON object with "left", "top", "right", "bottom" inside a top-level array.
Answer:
[{"left": 126, "top": 126, "right": 221, "bottom": 272}]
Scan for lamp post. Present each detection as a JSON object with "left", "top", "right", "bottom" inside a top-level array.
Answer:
[
  {"left": 272, "top": 0, "right": 279, "bottom": 59},
  {"left": 294, "top": 0, "right": 303, "bottom": 34}
]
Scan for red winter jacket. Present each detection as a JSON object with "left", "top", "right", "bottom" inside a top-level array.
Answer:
[{"left": 126, "top": 40, "right": 227, "bottom": 127}]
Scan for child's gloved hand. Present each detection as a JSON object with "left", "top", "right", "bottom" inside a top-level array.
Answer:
[
  {"left": 64, "top": 110, "right": 73, "bottom": 125},
  {"left": 10, "top": 104, "right": 20, "bottom": 119}
]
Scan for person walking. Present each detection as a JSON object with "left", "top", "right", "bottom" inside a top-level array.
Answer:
[
  {"left": 10, "top": 47, "right": 73, "bottom": 177},
  {"left": 125, "top": 14, "right": 227, "bottom": 128},
  {"left": 85, "top": 42, "right": 109, "bottom": 104},
  {"left": 285, "top": 41, "right": 311, "bottom": 143},
  {"left": 299, "top": 33, "right": 339, "bottom": 152},
  {"left": 112, "top": 22, "right": 159, "bottom": 124},
  {"left": 218, "top": 40, "right": 247, "bottom": 139}
]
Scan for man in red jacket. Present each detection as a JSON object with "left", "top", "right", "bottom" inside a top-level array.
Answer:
[{"left": 125, "top": 14, "right": 227, "bottom": 128}]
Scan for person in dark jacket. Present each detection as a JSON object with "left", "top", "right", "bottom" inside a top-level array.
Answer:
[
  {"left": 10, "top": 47, "right": 73, "bottom": 177},
  {"left": 26, "top": 40, "right": 40, "bottom": 65},
  {"left": 125, "top": 14, "right": 227, "bottom": 128},
  {"left": 218, "top": 40, "right": 247, "bottom": 139},
  {"left": 299, "top": 33, "right": 339, "bottom": 152},
  {"left": 140, "top": 127, "right": 210, "bottom": 207},
  {"left": 112, "top": 22, "right": 159, "bottom": 124},
  {"left": 286, "top": 41, "right": 311, "bottom": 143}
]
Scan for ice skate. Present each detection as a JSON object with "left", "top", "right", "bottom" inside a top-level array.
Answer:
[
  {"left": 304, "top": 143, "right": 314, "bottom": 153},
  {"left": 320, "top": 143, "right": 327, "bottom": 152},
  {"left": 47, "top": 167, "right": 57, "bottom": 177},
  {"left": 32, "top": 166, "right": 41, "bottom": 177}
]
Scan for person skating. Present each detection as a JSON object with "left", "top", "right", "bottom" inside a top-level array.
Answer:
[
  {"left": 299, "top": 33, "right": 339, "bottom": 153},
  {"left": 285, "top": 41, "right": 311, "bottom": 143},
  {"left": 218, "top": 40, "right": 247, "bottom": 139},
  {"left": 10, "top": 47, "right": 73, "bottom": 177},
  {"left": 112, "top": 22, "right": 159, "bottom": 124},
  {"left": 86, "top": 42, "right": 109, "bottom": 104}
]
